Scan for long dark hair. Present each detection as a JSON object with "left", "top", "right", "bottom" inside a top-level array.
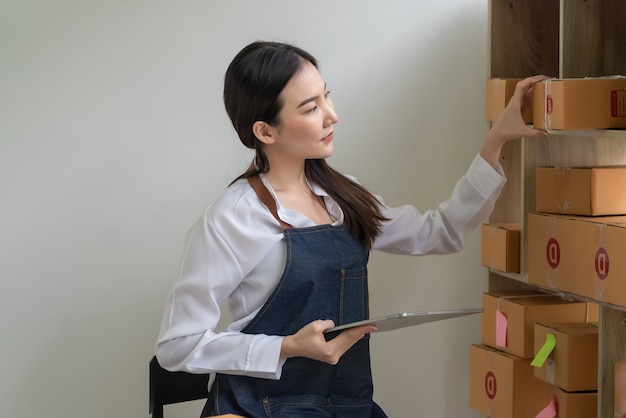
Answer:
[{"left": 224, "top": 41, "right": 387, "bottom": 249}]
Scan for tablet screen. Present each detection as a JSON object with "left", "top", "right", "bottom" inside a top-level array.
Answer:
[{"left": 323, "top": 308, "right": 483, "bottom": 334}]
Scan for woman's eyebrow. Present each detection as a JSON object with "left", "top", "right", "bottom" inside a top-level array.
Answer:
[
  {"left": 297, "top": 96, "right": 318, "bottom": 108},
  {"left": 296, "top": 82, "right": 327, "bottom": 108}
]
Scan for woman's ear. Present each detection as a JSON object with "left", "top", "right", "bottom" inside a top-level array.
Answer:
[{"left": 252, "top": 121, "right": 276, "bottom": 145}]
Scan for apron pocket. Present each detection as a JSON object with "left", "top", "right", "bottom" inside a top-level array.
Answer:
[
  {"left": 261, "top": 394, "right": 379, "bottom": 418},
  {"left": 339, "top": 267, "right": 368, "bottom": 324},
  {"left": 262, "top": 394, "right": 334, "bottom": 417}
]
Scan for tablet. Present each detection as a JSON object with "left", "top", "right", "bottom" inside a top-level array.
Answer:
[{"left": 323, "top": 308, "right": 483, "bottom": 333}]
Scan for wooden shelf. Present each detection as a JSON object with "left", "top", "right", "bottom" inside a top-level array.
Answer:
[
  {"left": 489, "top": 0, "right": 626, "bottom": 79},
  {"left": 487, "top": 0, "right": 626, "bottom": 416},
  {"left": 489, "top": 268, "right": 626, "bottom": 313},
  {"left": 545, "top": 129, "right": 626, "bottom": 139}
]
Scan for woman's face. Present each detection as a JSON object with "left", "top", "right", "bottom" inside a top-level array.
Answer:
[{"left": 266, "top": 60, "right": 339, "bottom": 162}]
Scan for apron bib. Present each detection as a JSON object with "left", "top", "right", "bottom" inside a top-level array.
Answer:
[{"left": 203, "top": 177, "right": 386, "bottom": 418}]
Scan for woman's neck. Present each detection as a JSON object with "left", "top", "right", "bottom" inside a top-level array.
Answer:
[{"left": 263, "top": 161, "right": 308, "bottom": 193}]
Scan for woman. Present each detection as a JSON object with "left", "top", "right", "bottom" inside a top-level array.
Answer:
[{"left": 155, "top": 41, "right": 549, "bottom": 417}]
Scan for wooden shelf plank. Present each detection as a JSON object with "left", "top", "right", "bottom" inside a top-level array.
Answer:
[
  {"left": 545, "top": 129, "right": 626, "bottom": 139},
  {"left": 562, "top": 0, "right": 626, "bottom": 77},
  {"left": 489, "top": 139, "right": 522, "bottom": 224},
  {"left": 489, "top": 0, "right": 559, "bottom": 78},
  {"left": 489, "top": 269, "right": 626, "bottom": 312},
  {"left": 600, "top": 307, "right": 626, "bottom": 418},
  {"left": 561, "top": 0, "right": 603, "bottom": 77},
  {"left": 602, "top": 0, "right": 626, "bottom": 75},
  {"left": 531, "top": 133, "right": 626, "bottom": 168}
]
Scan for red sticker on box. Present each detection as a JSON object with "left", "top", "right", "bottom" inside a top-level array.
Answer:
[
  {"left": 612, "top": 90, "right": 626, "bottom": 117},
  {"left": 546, "top": 95, "right": 553, "bottom": 115},
  {"left": 595, "top": 247, "right": 609, "bottom": 280},
  {"left": 546, "top": 238, "right": 560, "bottom": 269},
  {"left": 485, "top": 371, "right": 497, "bottom": 399}
]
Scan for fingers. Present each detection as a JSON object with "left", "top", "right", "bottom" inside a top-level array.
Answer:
[
  {"left": 328, "top": 324, "right": 377, "bottom": 348},
  {"left": 514, "top": 75, "right": 554, "bottom": 100},
  {"left": 323, "top": 324, "right": 376, "bottom": 365},
  {"left": 516, "top": 75, "right": 553, "bottom": 136},
  {"left": 316, "top": 319, "right": 335, "bottom": 331},
  {"left": 517, "top": 74, "right": 553, "bottom": 90},
  {"left": 525, "top": 127, "right": 549, "bottom": 137},
  {"left": 337, "top": 324, "right": 377, "bottom": 340},
  {"left": 284, "top": 320, "right": 376, "bottom": 365}
]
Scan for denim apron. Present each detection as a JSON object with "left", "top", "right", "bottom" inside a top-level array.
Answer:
[{"left": 202, "top": 177, "right": 386, "bottom": 418}]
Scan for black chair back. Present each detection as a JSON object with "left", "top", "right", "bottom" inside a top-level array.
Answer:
[{"left": 149, "top": 356, "right": 209, "bottom": 418}]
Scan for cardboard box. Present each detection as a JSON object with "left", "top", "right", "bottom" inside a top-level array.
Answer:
[
  {"left": 533, "top": 77, "right": 626, "bottom": 130},
  {"left": 528, "top": 212, "right": 626, "bottom": 306},
  {"left": 615, "top": 361, "right": 626, "bottom": 416},
  {"left": 576, "top": 220, "right": 626, "bottom": 307},
  {"left": 527, "top": 213, "right": 578, "bottom": 293},
  {"left": 556, "top": 389, "right": 597, "bottom": 418},
  {"left": 486, "top": 78, "right": 533, "bottom": 123},
  {"left": 481, "top": 291, "right": 591, "bottom": 358},
  {"left": 481, "top": 223, "right": 521, "bottom": 272},
  {"left": 533, "top": 322, "right": 598, "bottom": 391},
  {"left": 470, "top": 344, "right": 553, "bottom": 418},
  {"left": 536, "top": 166, "right": 626, "bottom": 216}
]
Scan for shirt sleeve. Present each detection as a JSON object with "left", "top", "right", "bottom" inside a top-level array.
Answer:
[
  {"left": 154, "top": 191, "right": 286, "bottom": 379},
  {"left": 373, "top": 153, "right": 506, "bottom": 255}
]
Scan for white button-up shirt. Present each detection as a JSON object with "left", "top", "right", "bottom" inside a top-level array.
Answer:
[{"left": 155, "top": 154, "right": 505, "bottom": 385}]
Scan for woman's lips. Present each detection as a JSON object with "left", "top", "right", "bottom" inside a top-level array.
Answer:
[{"left": 322, "top": 132, "right": 334, "bottom": 141}]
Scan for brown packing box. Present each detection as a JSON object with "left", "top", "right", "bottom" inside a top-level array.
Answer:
[
  {"left": 615, "top": 362, "right": 626, "bottom": 416},
  {"left": 532, "top": 322, "right": 598, "bottom": 391},
  {"left": 527, "top": 213, "right": 577, "bottom": 293},
  {"left": 481, "top": 291, "right": 592, "bottom": 359},
  {"left": 536, "top": 166, "right": 626, "bottom": 216},
  {"left": 469, "top": 344, "right": 553, "bottom": 418},
  {"left": 556, "top": 389, "right": 597, "bottom": 418},
  {"left": 571, "top": 219, "right": 626, "bottom": 307},
  {"left": 481, "top": 223, "right": 521, "bottom": 273},
  {"left": 486, "top": 78, "right": 533, "bottom": 123},
  {"left": 533, "top": 77, "right": 626, "bottom": 130},
  {"left": 528, "top": 213, "right": 626, "bottom": 306}
]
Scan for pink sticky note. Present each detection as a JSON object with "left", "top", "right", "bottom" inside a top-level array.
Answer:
[
  {"left": 496, "top": 310, "right": 507, "bottom": 347},
  {"left": 535, "top": 394, "right": 557, "bottom": 418}
]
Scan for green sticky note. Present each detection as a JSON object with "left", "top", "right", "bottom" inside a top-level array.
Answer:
[{"left": 531, "top": 333, "right": 556, "bottom": 368}]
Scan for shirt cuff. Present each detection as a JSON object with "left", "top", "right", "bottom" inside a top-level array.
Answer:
[
  {"left": 245, "top": 335, "right": 285, "bottom": 380},
  {"left": 466, "top": 153, "right": 506, "bottom": 201}
]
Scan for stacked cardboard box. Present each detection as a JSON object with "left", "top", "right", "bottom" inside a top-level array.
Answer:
[
  {"left": 554, "top": 389, "right": 597, "bottom": 418},
  {"left": 530, "top": 166, "right": 626, "bottom": 305},
  {"left": 469, "top": 291, "right": 595, "bottom": 417},
  {"left": 523, "top": 159, "right": 626, "bottom": 416},
  {"left": 532, "top": 77, "right": 626, "bottom": 130},
  {"left": 536, "top": 166, "right": 626, "bottom": 216},
  {"left": 481, "top": 223, "right": 521, "bottom": 273},
  {"left": 530, "top": 322, "right": 598, "bottom": 418},
  {"left": 528, "top": 213, "right": 626, "bottom": 305},
  {"left": 485, "top": 78, "right": 533, "bottom": 124},
  {"left": 470, "top": 344, "right": 552, "bottom": 418},
  {"left": 485, "top": 76, "right": 626, "bottom": 130}
]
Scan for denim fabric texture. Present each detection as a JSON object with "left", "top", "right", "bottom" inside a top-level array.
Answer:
[{"left": 204, "top": 225, "right": 387, "bottom": 417}]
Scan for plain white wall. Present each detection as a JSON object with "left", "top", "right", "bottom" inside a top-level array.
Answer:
[{"left": 0, "top": 1, "right": 488, "bottom": 416}]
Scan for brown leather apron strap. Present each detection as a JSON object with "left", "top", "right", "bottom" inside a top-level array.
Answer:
[{"left": 247, "top": 176, "right": 293, "bottom": 229}]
